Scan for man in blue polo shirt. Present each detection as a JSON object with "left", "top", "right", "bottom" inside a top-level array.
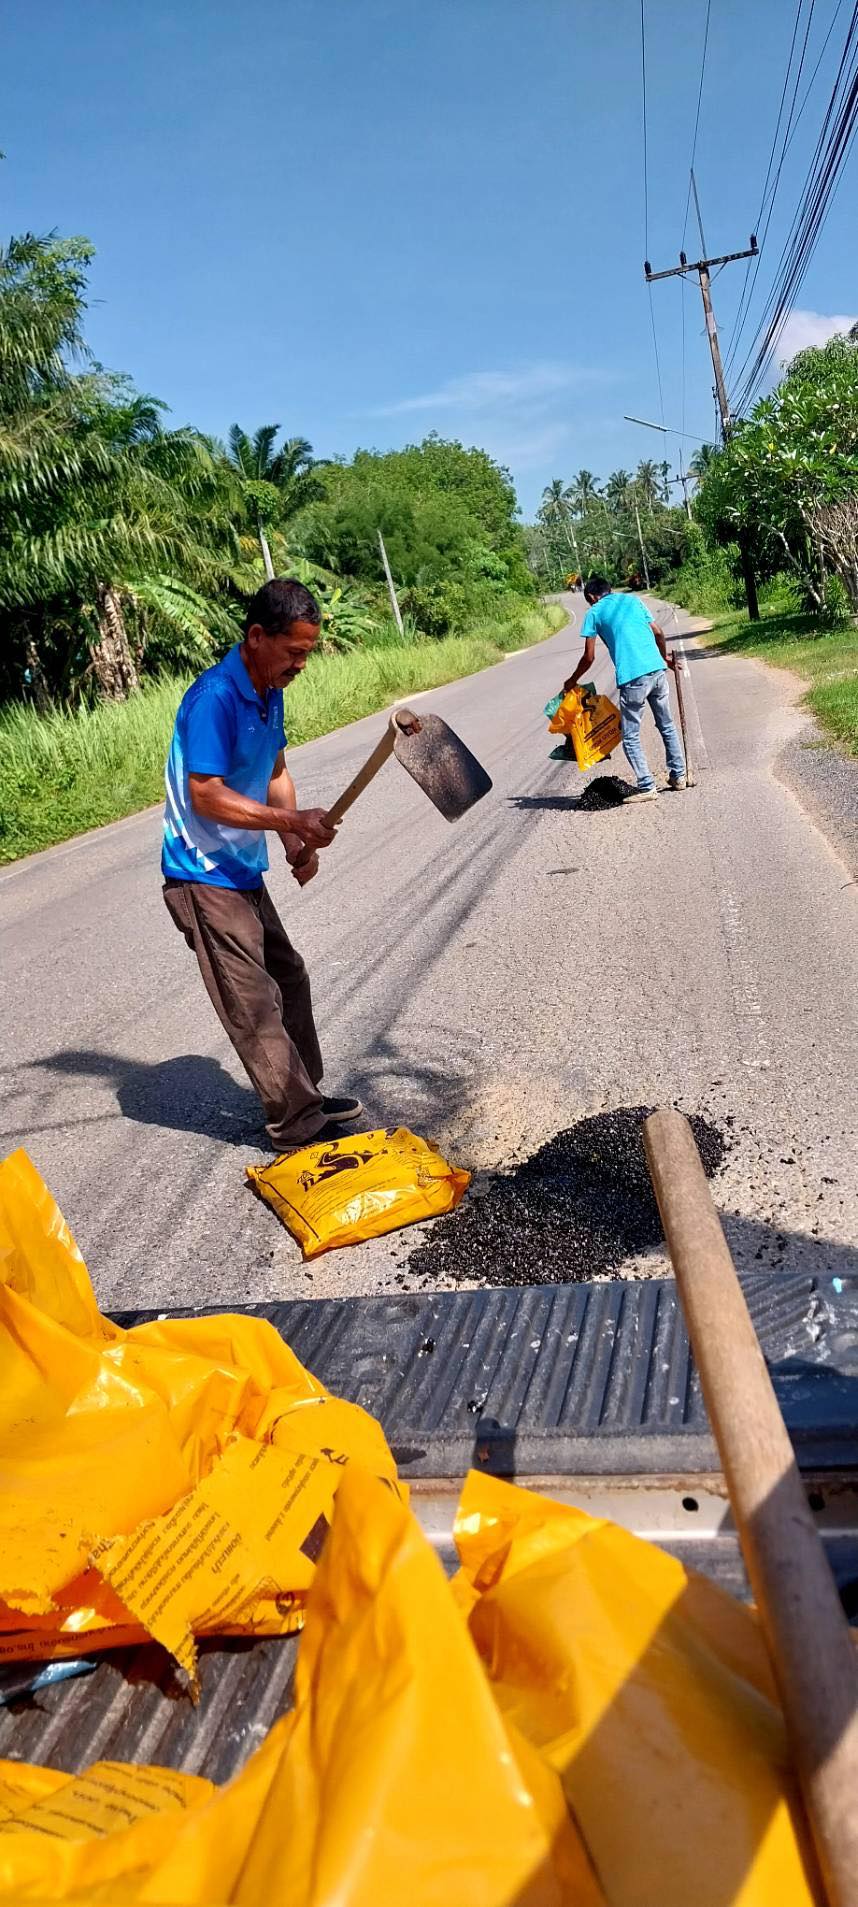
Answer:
[
  {"left": 162, "top": 577, "right": 362, "bottom": 1149},
  {"left": 564, "top": 575, "right": 686, "bottom": 802}
]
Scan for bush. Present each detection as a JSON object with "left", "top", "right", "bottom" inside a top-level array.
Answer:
[
  {"left": 668, "top": 529, "right": 744, "bottom": 616},
  {"left": 820, "top": 574, "right": 854, "bottom": 630}
]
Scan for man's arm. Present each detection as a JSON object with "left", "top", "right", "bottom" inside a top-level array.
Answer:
[
  {"left": 650, "top": 621, "right": 678, "bottom": 671},
  {"left": 267, "top": 752, "right": 320, "bottom": 886},
  {"left": 564, "top": 636, "right": 597, "bottom": 694},
  {"left": 189, "top": 769, "right": 335, "bottom": 851}
]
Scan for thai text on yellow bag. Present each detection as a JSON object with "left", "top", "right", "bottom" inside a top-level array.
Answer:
[
  {"left": 246, "top": 1127, "right": 470, "bottom": 1258},
  {"left": 0, "top": 1149, "right": 401, "bottom": 1686},
  {"left": 0, "top": 1468, "right": 821, "bottom": 1904},
  {"left": 548, "top": 685, "right": 621, "bottom": 771}
]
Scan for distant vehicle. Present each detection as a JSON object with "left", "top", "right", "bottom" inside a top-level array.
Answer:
[{"left": 564, "top": 571, "right": 582, "bottom": 589}]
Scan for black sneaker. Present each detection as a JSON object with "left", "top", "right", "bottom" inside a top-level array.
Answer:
[
  {"left": 276, "top": 1119, "right": 359, "bottom": 1155},
  {"left": 320, "top": 1094, "right": 364, "bottom": 1123}
]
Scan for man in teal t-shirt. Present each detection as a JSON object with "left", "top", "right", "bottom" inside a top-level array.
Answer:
[{"left": 563, "top": 576, "right": 685, "bottom": 801}]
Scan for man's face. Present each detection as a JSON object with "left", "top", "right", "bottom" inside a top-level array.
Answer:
[{"left": 246, "top": 619, "right": 319, "bottom": 691}]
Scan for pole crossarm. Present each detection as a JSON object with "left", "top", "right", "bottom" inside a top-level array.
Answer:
[{"left": 644, "top": 242, "right": 757, "bottom": 282}]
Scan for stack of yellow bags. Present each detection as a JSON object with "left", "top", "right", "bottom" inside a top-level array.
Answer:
[{"left": 0, "top": 1152, "right": 821, "bottom": 1904}]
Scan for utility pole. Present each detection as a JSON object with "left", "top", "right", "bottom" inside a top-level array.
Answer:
[
  {"left": 675, "top": 453, "right": 693, "bottom": 520},
  {"left": 633, "top": 499, "right": 651, "bottom": 590},
  {"left": 645, "top": 193, "right": 760, "bottom": 619},
  {"left": 377, "top": 529, "right": 404, "bottom": 637}
]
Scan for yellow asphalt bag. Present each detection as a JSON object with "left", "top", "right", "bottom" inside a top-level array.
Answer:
[
  {"left": 0, "top": 1149, "right": 401, "bottom": 1683},
  {"left": 548, "top": 685, "right": 621, "bottom": 771},
  {"left": 247, "top": 1127, "right": 470, "bottom": 1258}
]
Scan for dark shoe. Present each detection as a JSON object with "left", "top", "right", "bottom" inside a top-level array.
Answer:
[
  {"left": 276, "top": 1119, "right": 357, "bottom": 1155},
  {"left": 321, "top": 1093, "right": 364, "bottom": 1123}
]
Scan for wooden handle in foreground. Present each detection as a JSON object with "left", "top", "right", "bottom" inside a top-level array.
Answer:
[{"left": 644, "top": 1110, "right": 858, "bottom": 1907}]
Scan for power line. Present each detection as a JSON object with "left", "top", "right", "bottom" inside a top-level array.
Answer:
[
  {"left": 640, "top": 0, "right": 666, "bottom": 423},
  {"left": 681, "top": 0, "right": 713, "bottom": 247},
  {"left": 640, "top": 0, "right": 650, "bottom": 253},
  {"left": 647, "top": 284, "right": 666, "bottom": 424},
  {"left": 723, "top": 0, "right": 814, "bottom": 376},
  {"left": 731, "top": 2, "right": 858, "bottom": 413},
  {"left": 731, "top": 2, "right": 858, "bottom": 408}
]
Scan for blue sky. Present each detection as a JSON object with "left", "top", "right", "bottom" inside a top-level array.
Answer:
[{"left": 2, "top": 0, "right": 855, "bottom": 516}]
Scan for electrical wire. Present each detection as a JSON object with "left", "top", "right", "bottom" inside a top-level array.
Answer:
[
  {"left": 640, "top": 0, "right": 650, "bottom": 255},
  {"left": 640, "top": 0, "right": 666, "bottom": 424},
  {"left": 731, "top": 1, "right": 858, "bottom": 413},
  {"left": 723, "top": 0, "right": 814, "bottom": 376},
  {"left": 732, "top": 5, "right": 858, "bottom": 405},
  {"left": 682, "top": 0, "right": 713, "bottom": 248}
]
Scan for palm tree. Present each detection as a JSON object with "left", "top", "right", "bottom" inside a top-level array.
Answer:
[
  {"left": 225, "top": 425, "right": 323, "bottom": 577},
  {"left": 0, "top": 235, "right": 240, "bottom": 701},
  {"left": 688, "top": 442, "right": 718, "bottom": 481},
  {"left": 605, "top": 469, "right": 633, "bottom": 514},
  {"left": 539, "top": 478, "right": 582, "bottom": 573},
  {"left": 635, "top": 459, "right": 661, "bottom": 511},
  {"left": 570, "top": 468, "right": 600, "bottom": 513}
]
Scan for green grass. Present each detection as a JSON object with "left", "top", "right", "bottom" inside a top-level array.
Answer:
[
  {"left": 705, "top": 604, "right": 858, "bottom": 754},
  {"left": 0, "top": 601, "right": 566, "bottom": 864}
]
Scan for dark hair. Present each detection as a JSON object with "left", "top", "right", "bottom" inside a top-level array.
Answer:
[
  {"left": 583, "top": 574, "right": 611, "bottom": 604},
  {"left": 243, "top": 577, "right": 321, "bottom": 637}
]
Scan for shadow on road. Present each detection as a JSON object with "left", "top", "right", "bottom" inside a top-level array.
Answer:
[{"left": 30, "top": 1048, "right": 261, "bottom": 1145}]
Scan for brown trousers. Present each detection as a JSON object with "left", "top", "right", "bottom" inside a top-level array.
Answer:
[{"left": 163, "top": 880, "right": 324, "bottom": 1147}]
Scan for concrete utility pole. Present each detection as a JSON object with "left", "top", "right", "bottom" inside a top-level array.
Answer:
[
  {"left": 645, "top": 189, "right": 760, "bottom": 619},
  {"left": 377, "top": 529, "right": 404, "bottom": 637},
  {"left": 633, "top": 499, "right": 651, "bottom": 589},
  {"left": 675, "top": 454, "right": 693, "bottom": 520}
]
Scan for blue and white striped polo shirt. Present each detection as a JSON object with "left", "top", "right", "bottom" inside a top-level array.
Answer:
[{"left": 162, "top": 645, "right": 286, "bottom": 890}]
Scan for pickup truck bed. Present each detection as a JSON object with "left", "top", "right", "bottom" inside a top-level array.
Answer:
[{"left": 2, "top": 1271, "right": 857, "bottom": 1782}]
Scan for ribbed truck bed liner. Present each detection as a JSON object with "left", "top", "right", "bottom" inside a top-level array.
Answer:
[{"left": 3, "top": 1271, "right": 857, "bottom": 1781}]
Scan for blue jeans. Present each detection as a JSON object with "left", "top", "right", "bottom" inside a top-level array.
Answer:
[{"left": 618, "top": 669, "right": 685, "bottom": 791}]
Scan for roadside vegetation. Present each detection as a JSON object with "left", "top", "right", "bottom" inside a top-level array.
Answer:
[
  {"left": 690, "top": 591, "right": 858, "bottom": 756},
  {"left": 0, "top": 602, "right": 564, "bottom": 864},
  {"left": 528, "top": 463, "right": 691, "bottom": 593},
  {"left": 662, "top": 327, "right": 858, "bottom": 756},
  {"left": 0, "top": 232, "right": 561, "bottom": 862}
]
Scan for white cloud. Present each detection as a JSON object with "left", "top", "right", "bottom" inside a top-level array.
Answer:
[
  {"left": 370, "top": 361, "right": 608, "bottom": 418},
  {"left": 777, "top": 309, "right": 857, "bottom": 365}
]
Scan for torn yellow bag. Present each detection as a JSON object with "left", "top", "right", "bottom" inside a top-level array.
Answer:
[
  {"left": 548, "top": 686, "right": 621, "bottom": 771},
  {"left": 0, "top": 1463, "right": 826, "bottom": 1903},
  {"left": 0, "top": 1469, "right": 602, "bottom": 1906},
  {"left": 0, "top": 1150, "right": 400, "bottom": 1682},
  {"left": 246, "top": 1126, "right": 469, "bottom": 1258},
  {"left": 454, "top": 1471, "right": 822, "bottom": 1907}
]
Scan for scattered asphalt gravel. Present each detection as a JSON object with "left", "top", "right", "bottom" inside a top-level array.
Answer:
[{"left": 407, "top": 1105, "right": 729, "bottom": 1287}]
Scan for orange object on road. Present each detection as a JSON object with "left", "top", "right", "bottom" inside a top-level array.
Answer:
[{"left": 548, "top": 685, "right": 621, "bottom": 771}]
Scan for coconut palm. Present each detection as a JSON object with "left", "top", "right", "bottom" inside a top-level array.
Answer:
[
  {"left": 605, "top": 469, "right": 633, "bottom": 513},
  {"left": 0, "top": 235, "right": 239, "bottom": 701},
  {"left": 635, "top": 459, "right": 662, "bottom": 510},
  {"left": 538, "top": 479, "right": 583, "bottom": 572},
  {"left": 225, "top": 425, "right": 323, "bottom": 577},
  {"left": 570, "top": 468, "right": 600, "bottom": 513},
  {"left": 688, "top": 442, "right": 718, "bottom": 481}
]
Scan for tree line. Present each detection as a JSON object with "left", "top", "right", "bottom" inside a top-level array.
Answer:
[
  {"left": 0, "top": 234, "right": 535, "bottom": 709},
  {"left": 529, "top": 460, "right": 702, "bottom": 592}
]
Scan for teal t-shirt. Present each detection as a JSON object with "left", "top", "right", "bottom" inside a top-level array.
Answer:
[{"left": 580, "top": 593, "right": 664, "bottom": 687}]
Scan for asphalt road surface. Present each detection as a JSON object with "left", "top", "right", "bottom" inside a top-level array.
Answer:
[{"left": 3, "top": 594, "right": 857, "bottom": 1309}]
